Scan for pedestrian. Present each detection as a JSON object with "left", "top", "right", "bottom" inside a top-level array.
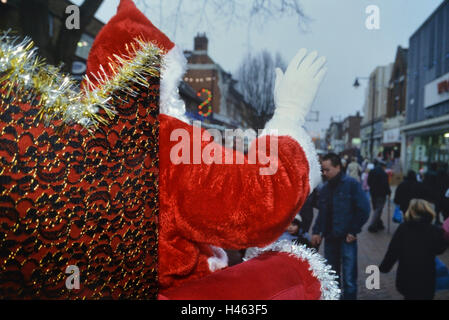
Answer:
[
  {"left": 341, "top": 158, "right": 348, "bottom": 173},
  {"left": 367, "top": 159, "right": 391, "bottom": 232},
  {"left": 361, "top": 158, "right": 368, "bottom": 172},
  {"left": 311, "top": 153, "right": 370, "bottom": 300},
  {"left": 394, "top": 170, "right": 428, "bottom": 214},
  {"left": 435, "top": 164, "right": 449, "bottom": 224},
  {"left": 347, "top": 156, "right": 362, "bottom": 182},
  {"left": 361, "top": 167, "right": 370, "bottom": 202},
  {"left": 278, "top": 218, "right": 302, "bottom": 242},
  {"left": 417, "top": 168, "right": 424, "bottom": 182},
  {"left": 439, "top": 170, "right": 449, "bottom": 221},
  {"left": 277, "top": 217, "right": 312, "bottom": 247},
  {"left": 423, "top": 163, "right": 439, "bottom": 206},
  {"left": 299, "top": 189, "right": 320, "bottom": 234},
  {"left": 379, "top": 199, "right": 449, "bottom": 300}
]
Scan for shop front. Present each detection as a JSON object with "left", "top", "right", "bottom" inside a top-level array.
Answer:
[
  {"left": 403, "top": 121, "right": 449, "bottom": 174},
  {"left": 383, "top": 128, "right": 401, "bottom": 160},
  {"left": 382, "top": 127, "right": 403, "bottom": 184},
  {"left": 360, "top": 120, "right": 383, "bottom": 160}
]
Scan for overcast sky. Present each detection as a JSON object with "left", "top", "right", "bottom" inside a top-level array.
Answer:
[{"left": 75, "top": 0, "right": 444, "bottom": 137}]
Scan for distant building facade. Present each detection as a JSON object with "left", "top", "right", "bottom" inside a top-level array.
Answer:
[
  {"left": 401, "top": 0, "right": 449, "bottom": 173},
  {"left": 324, "top": 112, "right": 362, "bottom": 158},
  {"left": 384, "top": 46, "right": 408, "bottom": 162},
  {"left": 325, "top": 118, "right": 344, "bottom": 154},
  {"left": 360, "top": 63, "right": 393, "bottom": 159},
  {"left": 342, "top": 112, "right": 362, "bottom": 150}
]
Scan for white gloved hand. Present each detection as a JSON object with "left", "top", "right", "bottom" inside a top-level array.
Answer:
[{"left": 273, "top": 48, "right": 327, "bottom": 125}]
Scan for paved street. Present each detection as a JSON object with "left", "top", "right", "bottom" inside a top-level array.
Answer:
[{"left": 317, "top": 197, "right": 449, "bottom": 300}]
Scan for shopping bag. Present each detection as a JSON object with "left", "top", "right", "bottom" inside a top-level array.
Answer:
[
  {"left": 435, "top": 257, "right": 449, "bottom": 292},
  {"left": 392, "top": 205, "right": 403, "bottom": 224}
]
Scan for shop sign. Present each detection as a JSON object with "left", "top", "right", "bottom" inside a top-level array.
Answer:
[
  {"left": 352, "top": 138, "right": 361, "bottom": 146},
  {"left": 383, "top": 128, "right": 401, "bottom": 144},
  {"left": 425, "top": 72, "right": 449, "bottom": 108},
  {"left": 439, "top": 80, "right": 449, "bottom": 94}
]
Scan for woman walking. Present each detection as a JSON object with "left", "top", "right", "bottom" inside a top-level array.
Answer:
[{"left": 379, "top": 199, "right": 449, "bottom": 300}]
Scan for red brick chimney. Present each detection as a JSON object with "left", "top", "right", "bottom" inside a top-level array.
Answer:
[{"left": 194, "top": 33, "right": 208, "bottom": 52}]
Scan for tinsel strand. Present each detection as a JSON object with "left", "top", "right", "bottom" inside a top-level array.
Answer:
[{"left": 0, "top": 31, "right": 163, "bottom": 131}]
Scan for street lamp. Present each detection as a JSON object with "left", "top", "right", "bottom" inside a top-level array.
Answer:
[
  {"left": 354, "top": 76, "right": 376, "bottom": 160},
  {"left": 353, "top": 77, "right": 370, "bottom": 88}
]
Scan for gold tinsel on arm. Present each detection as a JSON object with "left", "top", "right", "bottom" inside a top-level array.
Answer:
[{"left": 0, "top": 31, "right": 162, "bottom": 131}]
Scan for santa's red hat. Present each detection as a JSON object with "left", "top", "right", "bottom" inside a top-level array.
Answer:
[{"left": 85, "top": 0, "right": 188, "bottom": 122}]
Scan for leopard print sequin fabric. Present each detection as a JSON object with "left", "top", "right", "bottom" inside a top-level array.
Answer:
[{"left": 0, "top": 77, "right": 159, "bottom": 299}]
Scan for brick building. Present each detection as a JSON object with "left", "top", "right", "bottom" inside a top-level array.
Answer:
[
  {"left": 325, "top": 112, "right": 362, "bottom": 158},
  {"left": 341, "top": 112, "right": 362, "bottom": 157},
  {"left": 387, "top": 46, "right": 408, "bottom": 119},
  {"left": 383, "top": 46, "right": 408, "bottom": 161},
  {"left": 183, "top": 34, "right": 257, "bottom": 135}
]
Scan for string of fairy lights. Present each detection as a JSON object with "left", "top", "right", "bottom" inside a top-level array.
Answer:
[
  {"left": 197, "top": 88, "right": 212, "bottom": 117},
  {"left": 184, "top": 76, "right": 215, "bottom": 118}
]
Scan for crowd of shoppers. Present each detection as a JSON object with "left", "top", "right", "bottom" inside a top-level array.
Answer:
[{"left": 274, "top": 153, "right": 449, "bottom": 300}]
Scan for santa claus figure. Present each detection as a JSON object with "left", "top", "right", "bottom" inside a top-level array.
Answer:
[{"left": 0, "top": 0, "right": 339, "bottom": 299}]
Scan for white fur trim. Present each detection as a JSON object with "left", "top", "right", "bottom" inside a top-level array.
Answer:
[
  {"left": 207, "top": 246, "right": 228, "bottom": 272},
  {"left": 160, "top": 45, "right": 190, "bottom": 123},
  {"left": 261, "top": 116, "right": 322, "bottom": 193},
  {"left": 244, "top": 240, "right": 341, "bottom": 300}
]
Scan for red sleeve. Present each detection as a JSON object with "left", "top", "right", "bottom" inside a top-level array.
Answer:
[{"left": 160, "top": 114, "right": 315, "bottom": 249}]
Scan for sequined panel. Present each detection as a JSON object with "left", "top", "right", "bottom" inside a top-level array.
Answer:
[{"left": 0, "top": 77, "right": 159, "bottom": 299}]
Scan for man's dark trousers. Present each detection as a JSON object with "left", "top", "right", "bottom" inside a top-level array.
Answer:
[
  {"left": 370, "top": 196, "right": 386, "bottom": 229},
  {"left": 324, "top": 236, "right": 358, "bottom": 300}
]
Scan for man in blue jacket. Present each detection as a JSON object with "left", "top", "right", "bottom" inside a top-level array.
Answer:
[{"left": 311, "top": 153, "right": 370, "bottom": 300}]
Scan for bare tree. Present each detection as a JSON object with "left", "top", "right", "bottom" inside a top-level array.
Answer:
[
  {"left": 135, "top": 0, "right": 308, "bottom": 37},
  {"left": 235, "top": 51, "right": 286, "bottom": 130}
]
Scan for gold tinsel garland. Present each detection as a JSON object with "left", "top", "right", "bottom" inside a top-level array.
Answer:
[{"left": 0, "top": 30, "right": 162, "bottom": 131}]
